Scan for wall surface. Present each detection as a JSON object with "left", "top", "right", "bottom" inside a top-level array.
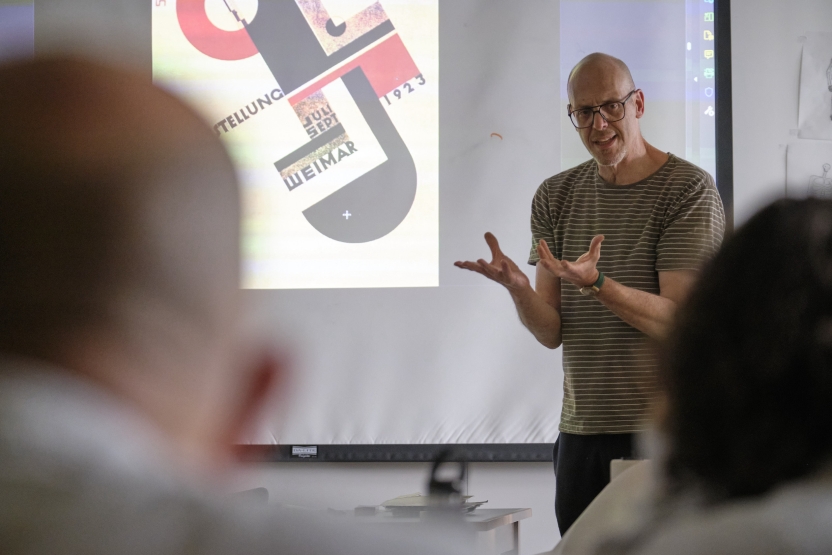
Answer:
[{"left": 730, "top": 0, "right": 832, "bottom": 226}]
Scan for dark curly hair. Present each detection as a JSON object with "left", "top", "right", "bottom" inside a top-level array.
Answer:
[{"left": 661, "top": 198, "right": 832, "bottom": 501}]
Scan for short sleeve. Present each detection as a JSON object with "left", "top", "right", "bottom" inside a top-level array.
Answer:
[
  {"left": 528, "top": 181, "right": 554, "bottom": 266},
  {"left": 656, "top": 173, "right": 725, "bottom": 272}
]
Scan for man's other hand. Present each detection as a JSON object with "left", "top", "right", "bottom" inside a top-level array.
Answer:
[
  {"left": 454, "top": 232, "right": 531, "bottom": 292},
  {"left": 537, "top": 235, "right": 604, "bottom": 287}
]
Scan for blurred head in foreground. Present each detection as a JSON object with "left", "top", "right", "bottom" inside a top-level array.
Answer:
[
  {"left": 0, "top": 57, "right": 278, "bottom": 470},
  {"left": 0, "top": 57, "right": 470, "bottom": 555},
  {"left": 661, "top": 198, "right": 832, "bottom": 501}
]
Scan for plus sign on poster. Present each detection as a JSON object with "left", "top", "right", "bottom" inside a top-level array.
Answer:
[{"left": 153, "top": 0, "right": 439, "bottom": 289}]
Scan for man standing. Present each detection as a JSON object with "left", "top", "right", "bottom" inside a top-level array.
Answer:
[{"left": 455, "top": 53, "right": 725, "bottom": 534}]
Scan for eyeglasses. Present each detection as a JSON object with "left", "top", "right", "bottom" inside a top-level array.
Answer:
[{"left": 567, "top": 89, "right": 639, "bottom": 129}]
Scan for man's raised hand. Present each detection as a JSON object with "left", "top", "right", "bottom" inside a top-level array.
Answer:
[
  {"left": 537, "top": 235, "right": 604, "bottom": 287},
  {"left": 454, "top": 232, "right": 530, "bottom": 292}
]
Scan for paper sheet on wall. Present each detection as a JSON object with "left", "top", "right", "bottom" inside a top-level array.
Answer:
[
  {"left": 786, "top": 140, "right": 832, "bottom": 198},
  {"left": 798, "top": 32, "right": 832, "bottom": 140}
]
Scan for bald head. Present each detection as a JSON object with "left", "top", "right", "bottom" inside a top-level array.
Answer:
[
  {"left": 0, "top": 58, "right": 239, "bottom": 361},
  {"left": 0, "top": 58, "right": 283, "bottom": 467},
  {"left": 567, "top": 52, "right": 635, "bottom": 106}
]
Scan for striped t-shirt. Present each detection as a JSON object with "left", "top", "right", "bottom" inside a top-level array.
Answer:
[{"left": 528, "top": 154, "right": 725, "bottom": 435}]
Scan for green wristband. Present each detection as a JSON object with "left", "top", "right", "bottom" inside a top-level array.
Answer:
[{"left": 579, "top": 271, "right": 605, "bottom": 297}]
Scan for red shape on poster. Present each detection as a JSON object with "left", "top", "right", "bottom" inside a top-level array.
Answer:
[
  {"left": 289, "top": 34, "right": 420, "bottom": 105},
  {"left": 176, "top": 0, "right": 258, "bottom": 61}
]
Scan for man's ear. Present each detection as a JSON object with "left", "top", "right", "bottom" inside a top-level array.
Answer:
[
  {"left": 567, "top": 104, "right": 577, "bottom": 132},
  {"left": 221, "top": 349, "right": 287, "bottom": 451},
  {"left": 634, "top": 90, "right": 646, "bottom": 119}
]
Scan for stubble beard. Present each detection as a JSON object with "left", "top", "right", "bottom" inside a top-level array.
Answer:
[{"left": 594, "top": 143, "right": 628, "bottom": 167}]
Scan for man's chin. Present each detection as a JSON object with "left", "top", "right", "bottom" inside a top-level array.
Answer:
[{"left": 594, "top": 147, "right": 627, "bottom": 168}]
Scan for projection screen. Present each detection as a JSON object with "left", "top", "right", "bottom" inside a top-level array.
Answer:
[{"left": 8, "top": 0, "right": 732, "bottom": 460}]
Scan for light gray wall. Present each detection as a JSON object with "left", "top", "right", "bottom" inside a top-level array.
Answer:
[{"left": 731, "top": 0, "right": 832, "bottom": 226}]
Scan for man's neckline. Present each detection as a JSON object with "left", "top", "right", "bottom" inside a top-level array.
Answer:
[{"left": 594, "top": 152, "right": 674, "bottom": 189}]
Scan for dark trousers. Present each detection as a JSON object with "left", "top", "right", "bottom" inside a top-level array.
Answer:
[{"left": 553, "top": 432, "right": 636, "bottom": 536}]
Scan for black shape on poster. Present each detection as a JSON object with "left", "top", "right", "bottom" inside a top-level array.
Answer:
[
  {"left": 274, "top": 123, "right": 347, "bottom": 174},
  {"left": 244, "top": 1, "right": 394, "bottom": 94},
  {"left": 245, "top": 1, "right": 415, "bottom": 243},
  {"left": 302, "top": 67, "right": 417, "bottom": 243},
  {"left": 326, "top": 18, "right": 347, "bottom": 37}
]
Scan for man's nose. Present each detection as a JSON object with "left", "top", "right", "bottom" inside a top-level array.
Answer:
[{"left": 592, "top": 110, "right": 607, "bottom": 130}]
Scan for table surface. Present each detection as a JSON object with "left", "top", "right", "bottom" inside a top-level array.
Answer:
[{"left": 354, "top": 508, "right": 532, "bottom": 532}]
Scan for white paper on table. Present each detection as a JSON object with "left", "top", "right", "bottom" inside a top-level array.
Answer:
[
  {"left": 381, "top": 493, "right": 476, "bottom": 507},
  {"left": 786, "top": 140, "right": 832, "bottom": 198},
  {"left": 798, "top": 32, "right": 832, "bottom": 140}
]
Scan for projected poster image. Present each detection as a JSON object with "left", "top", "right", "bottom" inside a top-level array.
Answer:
[{"left": 153, "top": 0, "right": 439, "bottom": 289}]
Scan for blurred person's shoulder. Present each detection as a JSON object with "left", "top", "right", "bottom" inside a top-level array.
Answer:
[
  {"left": 623, "top": 473, "right": 832, "bottom": 555},
  {"left": 0, "top": 359, "right": 216, "bottom": 553},
  {"left": 0, "top": 361, "right": 474, "bottom": 555}
]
